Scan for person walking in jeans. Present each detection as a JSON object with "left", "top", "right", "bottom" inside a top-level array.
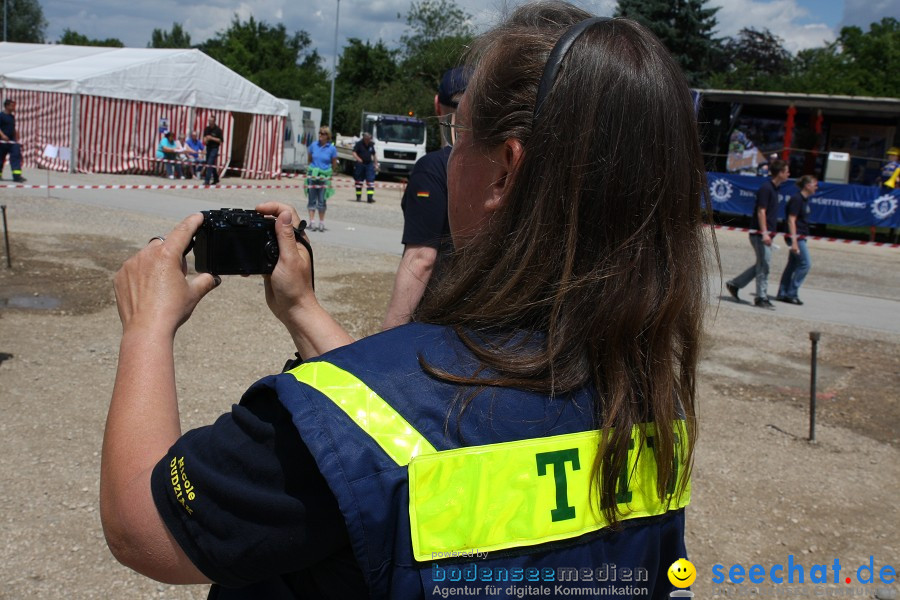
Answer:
[
  {"left": 776, "top": 175, "right": 817, "bottom": 305},
  {"left": 726, "top": 159, "right": 790, "bottom": 309}
]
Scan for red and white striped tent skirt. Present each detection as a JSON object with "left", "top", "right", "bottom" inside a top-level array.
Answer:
[{"left": 6, "top": 89, "right": 284, "bottom": 179}]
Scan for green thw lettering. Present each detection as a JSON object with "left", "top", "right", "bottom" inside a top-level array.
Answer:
[
  {"left": 647, "top": 433, "right": 680, "bottom": 495},
  {"left": 535, "top": 448, "right": 580, "bottom": 522},
  {"left": 601, "top": 438, "right": 634, "bottom": 510}
]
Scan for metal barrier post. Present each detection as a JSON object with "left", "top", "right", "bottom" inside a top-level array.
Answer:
[
  {"left": 809, "top": 331, "right": 820, "bottom": 442},
  {"left": 1, "top": 204, "right": 10, "bottom": 268}
]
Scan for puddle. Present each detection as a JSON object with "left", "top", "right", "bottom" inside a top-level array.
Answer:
[{"left": 1, "top": 295, "right": 62, "bottom": 310}]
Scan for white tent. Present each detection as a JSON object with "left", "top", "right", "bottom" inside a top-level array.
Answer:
[{"left": 0, "top": 42, "right": 288, "bottom": 177}]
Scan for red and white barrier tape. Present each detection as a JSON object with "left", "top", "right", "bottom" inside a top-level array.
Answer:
[
  {"left": 4, "top": 140, "right": 414, "bottom": 183},
  {"left": 137, "top": 157, "right": 409, "bottom": 187},
  {"left": 0, "top": 178, "right": 895, "bottom": 247},
  {"left": 0, "top": 183, "right": 303, "bottom": 190},
  {"left": 0, "top": 181, "right": 405, "bottom": 191},
  {"left": 713, "top": 225, "right": 900, "bottom": 249}
]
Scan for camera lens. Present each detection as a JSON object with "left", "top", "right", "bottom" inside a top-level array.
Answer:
[{"left": 265, "top": 240, "right": 279, "bottom": 262}]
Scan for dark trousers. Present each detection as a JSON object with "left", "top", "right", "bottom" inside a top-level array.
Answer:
[
  {"left": 354, "top": 162, "right": 375, "bottom": 201},
  {"left": 0, "top": 141, "right": 24, "bottom": 179},
  {"left": 204, "top": 146, "right": 220, "bottom": 184}
]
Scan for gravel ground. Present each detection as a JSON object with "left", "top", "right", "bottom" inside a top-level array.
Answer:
[{"left": 0, "top": 173, "right": 897, "bottom": 599}]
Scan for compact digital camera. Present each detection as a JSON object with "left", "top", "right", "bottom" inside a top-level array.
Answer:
[{"left": 193, "top": 209, "right": 279, "bottom": 275}]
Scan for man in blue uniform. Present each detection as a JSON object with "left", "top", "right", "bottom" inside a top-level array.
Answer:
[
  {"left": 726, "top": 159, "right": 790, "bottom": 309},
  {"left": 0, "top": 99, "right": 26, "bottom": 183},
  {"left": 382, "top": 67, "right": 470, "bottom": 329},
  {"left": 352, "top": 132, "right": 378, "bottom": 202}
]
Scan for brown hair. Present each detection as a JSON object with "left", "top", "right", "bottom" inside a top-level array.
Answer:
[
  {"left": 770, "top": 159, "right": 788, "bottom": 177},
  {"left": 797, "top": 174, "right": 817, "bottom": 189},
  {"left": 417, "top": 1, "right": 709, "bottom": 524}
]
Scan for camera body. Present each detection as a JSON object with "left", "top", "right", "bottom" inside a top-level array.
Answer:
[{"left": 193, "top": 209, "right": 279, "bottom": 275}]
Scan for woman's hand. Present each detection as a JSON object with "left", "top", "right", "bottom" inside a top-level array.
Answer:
[
  {"left": 113, "top": 213, "right": 219, "bottom": 336},
  {"left": 255, "top": 202, "right": 315, "bottom": 325},
  {"left": 255, "top": 201, "right": 354, "bottom": 359}
]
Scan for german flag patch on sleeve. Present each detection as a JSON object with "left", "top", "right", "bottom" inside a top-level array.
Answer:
[{"left": 416, "top": 191, "right": 430, "bottom": 198}]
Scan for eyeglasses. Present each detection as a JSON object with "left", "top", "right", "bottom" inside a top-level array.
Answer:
[{"left": 437, "top": 112, "right": 471, "bottom": 147}]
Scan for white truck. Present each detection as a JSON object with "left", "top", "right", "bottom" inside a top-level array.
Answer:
[
  {"left": 280, "top": 99, "right": 322, "bottom": 173},
  {"left": 336, "top": 111, "right": 427, "bottom": 177}
]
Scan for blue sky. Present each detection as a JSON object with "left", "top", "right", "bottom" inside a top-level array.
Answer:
[{"left": 39, "top": 0, "right": 899, "bottom": 67}]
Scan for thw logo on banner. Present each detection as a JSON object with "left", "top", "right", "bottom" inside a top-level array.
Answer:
[
  {"left": 871, "top": 194, "right": 899, "bottom": 221},
  {"left": 708, "top": 178, "right": 734, "bottom": 203}
]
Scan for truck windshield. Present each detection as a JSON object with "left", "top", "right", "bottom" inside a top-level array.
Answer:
[{"left": 375, "top": 120, "right": 426, "bottom": 145}]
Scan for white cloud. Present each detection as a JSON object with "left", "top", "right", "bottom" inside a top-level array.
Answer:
[
  {"left": 43, "top": 0, "right": 840, "bottom": 70},
  {"left": 711, "top": 0, "right": 837, "bottom": 52},
  {"left": 840, "top": 0, "right": 900, "bottom": 29}
]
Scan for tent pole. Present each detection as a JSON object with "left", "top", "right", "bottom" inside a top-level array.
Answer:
[
  {"left": 70, "top": 94, "right": 80, "bottom": 174},
  {"left": 188, "top": 107, "right": 196, "bottom": 137}
]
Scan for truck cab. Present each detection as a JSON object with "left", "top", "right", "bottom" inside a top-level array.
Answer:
[{"left": 336, "top": 112, "right": 427, "bottom": 177}]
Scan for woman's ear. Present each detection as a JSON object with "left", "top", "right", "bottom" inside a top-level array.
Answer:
[{"left": 485, "top": 138, "right": 525, "bottom": 212}]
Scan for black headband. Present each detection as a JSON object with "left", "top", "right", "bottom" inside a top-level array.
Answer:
[{"left": 533, "top": 17, "right": 610, "bottom": 121}]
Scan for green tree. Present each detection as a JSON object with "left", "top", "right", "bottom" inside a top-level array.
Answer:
[
  {"left": 197, "top": 15, "right": 330, "bottom": 107},
  {"left": 337, "top": 38, "right": 398, "bottom": 89},
  {"left": 707, "top": 27, "right": 793, "bottom": 90},
  {"left": 58, "top": 28, "right": 124, "bottom": 47},
  {"left": 784, "top": 17, "right": 900, "bottom": 97},
  {"left": 332, "top": 38, "right": 400, "bottom": 134},
  {"left": 148, "top": 22, "right": 192, "bottom": 48},
  {"left": 3, "top": 0, "right": 47, "bottom": 43},
  {"left": 400, "top": 0, "right": 473, "bottom": 83},
  {"left": 328, "top": 0, "right": 473, "bottom": 143},
  {"left": 615, "top": 0, "right": 722, "bottom": 86},
  {"left": 399, "top": 0, "right": 473, "bottom": 56},
  {"left": 726, "top": 28, "right": 792, "bottom": 76}
]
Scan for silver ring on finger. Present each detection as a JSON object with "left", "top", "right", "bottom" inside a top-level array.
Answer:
[{"left": 148, "top": 235, "right": 166, "bottom": 244}]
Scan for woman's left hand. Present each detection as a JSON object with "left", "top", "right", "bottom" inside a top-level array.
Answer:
[{"left": 113, "top": 213, "right": 219, "bottom": 335}]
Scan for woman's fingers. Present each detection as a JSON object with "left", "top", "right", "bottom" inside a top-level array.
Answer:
[
  {"left": 165, "top": 213, "right": 204, "bottom": 255},
  {"left": 256, "top": 202, "right": 301, "bottom": 227},
  {"left": 113, "top": 212, "right": 217, "bottom": 332},
  {"left": 274, "top": 210, "right": 300, "bottom": 267}
]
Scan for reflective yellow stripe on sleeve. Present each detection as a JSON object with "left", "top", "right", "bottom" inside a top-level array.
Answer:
[
  {"left": 287, "top": 361, "right": 436, "bottom": 466},
  {"left": 408, "top": 422, "right": 690, "bottom": 562}
]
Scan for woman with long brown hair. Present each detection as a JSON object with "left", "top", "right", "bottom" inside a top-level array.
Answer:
[{"left": 101, "top": 2, "right": 709, "bottom": 598}]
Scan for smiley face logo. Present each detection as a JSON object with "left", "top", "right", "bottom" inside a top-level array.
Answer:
[{"left": 668, "top": 558, "right": 696, "bottom": 588}]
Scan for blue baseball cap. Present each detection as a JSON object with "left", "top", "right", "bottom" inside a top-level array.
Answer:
[{"left": 438, "top": 66, "right": 472, "bottom": 109}]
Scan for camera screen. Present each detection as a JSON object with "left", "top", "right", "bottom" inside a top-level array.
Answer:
[{"left": 213, "top": 230, "right": 268, "bottom": 272}]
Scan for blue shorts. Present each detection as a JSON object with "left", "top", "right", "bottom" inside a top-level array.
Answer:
[
  {"left": 307, "top": 177, "right": 327, "bottom": 211},
  {"left": 354, "top": 162, "right": 375, "bottom": 183}
]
